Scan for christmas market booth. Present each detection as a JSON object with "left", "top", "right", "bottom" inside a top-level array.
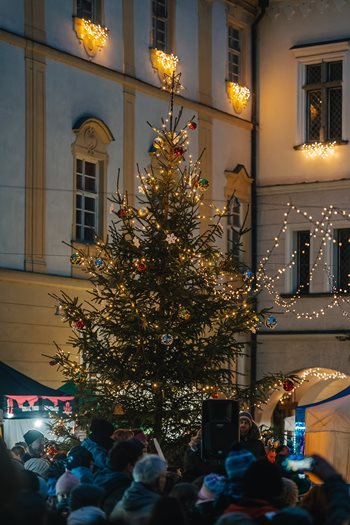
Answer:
[
  {"left": 296, "top": 384, "right": 350, "bottom": 482},
  {"left": 0, "top": 361, "right": 74, "bottom": 447}
]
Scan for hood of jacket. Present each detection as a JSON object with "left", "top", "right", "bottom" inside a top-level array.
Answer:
[{"left": 117, "top": 481, "right": 160, "bottom": 512}]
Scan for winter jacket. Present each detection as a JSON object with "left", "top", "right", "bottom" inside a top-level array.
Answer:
[
  {"left": 94, "top": 468, "right": 132, "bottom": 515},
  {"left": 225, "top": 498, "right": 278, "bottom": 524},
  {"left": 239, "top": 422, "right": 266, "bottom": 459},
  {"left": 70, "top": 466, "right": 94, "bottom": 484},
  {"left": 81, "top": 437, "right": 108, "bottom": 472},
  {"left": 110, "top": 480, "right": 161, "bottom": 524},
  {"left": 67, "top": 505, "right": 106, "bottom": 525},
  {"left": 323, "top": 474, "right": 350, "bottom": 525}
]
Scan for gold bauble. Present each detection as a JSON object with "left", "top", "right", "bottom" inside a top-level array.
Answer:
[{"left": 138, "top": 207, "right": 149, "bottom": 218}]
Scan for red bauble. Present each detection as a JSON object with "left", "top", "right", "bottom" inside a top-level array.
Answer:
[
  {"left": 174, "top": 147, "right": 185, "bottom": 158},
  {"left": 211, "top": 392, "right": 220, "bottom": 399},
  {"left": 137, "top": 262, "right": 147, "bottom": 272},
  {"left": 49, "top": 360, "right": 56, "bottom": 366},
  {"left": 117, "top": 208, "right": 128, "bottom": 218},
  {"left": 75, "top": 319, "right": 85, "bottom": 330},
  {"left": 283, "top": 379, "right": 295, "bottom": 392},
  {"left": 188, "top": 121, "right": 197, "bottom": 130}
]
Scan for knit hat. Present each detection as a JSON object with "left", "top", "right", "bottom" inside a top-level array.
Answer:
[
  {"left": 66, "top": 446, "right": 93, "bottom": 469},
  {"left": 67, "top": 506, "right": 106, "bottom": 525},
  {"left": 225, "top": 449, "right": 256, "bottom": 480},
  {"left": 274, "top": 477, "right": 299, "bottom": 508},
  {"left": 239, "top": 411, "right": 253, "bottom": 428},
  {"left": 133, "top": 431, "right": 148, "bottom": 446},
  {"left": 24, "top": 458, "right": 50, "bottom": 480},
  {"left": 90, "top": 419, "right": 114, "bottom": 450},
  {"left": 56, "top": 471, "right": 80, "bottom": 495},
  {"left": 23, "top": 429, "right": 44, "bottom": 446},
  {"left": 198, "top": 473, "right": 226, "bottom": 500}
]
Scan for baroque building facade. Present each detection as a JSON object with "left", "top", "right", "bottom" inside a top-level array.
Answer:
[{"left": 0, "top": 0, "right": 257, "bottom": 389}]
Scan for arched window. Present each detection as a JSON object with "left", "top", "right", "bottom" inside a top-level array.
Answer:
[{"left": 72, "top": 117, "right": 114, "bottom": 246}]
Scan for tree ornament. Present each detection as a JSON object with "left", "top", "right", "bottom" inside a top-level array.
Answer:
[
  {"left": 188, "top": 121, "right": 197, "bottom": 130},
  {"left": 174, "top": 146, "right": 185, "bottom": 158},
  {"left": 165, "top": 233, "right": 178, "bottom": 244},
  {"left": 49, "top": 360, "right": 56, "bottom": 366},
  {"left": 117, "top": 208, "right": 128, "bottom": 219},
  {"left": 74, "top": 319, "right": 85, "bottom": 330},
  {"left": 138, "top": 207, "right": 149, "bottom": 219},
  {"left": 161, "top": 333, "right": 173, "bottom": 345},
  {"left": 282, "top": 379, "right": 295, "bottom": 392},
  {"left": 211, "top": 392, "right": 220, "bottom": 399},
  {"left": 244, "top": 270, "right": 253, "bottom": 279},
  {"left": 265, "top": 315, "right": 277, "bottom": 329},
  {"left": 179, "top": 308, "right": 191, "bottom": 320},
  {"left": 153, "top": 136, "right": 164, "bottom": 149},
  {"left": 137, "top": 262, "right": 147, "bottom": 272},
  {"left": 70, "top": 253, "right": 82, "bottom": 265},
  {"left": 198, "top": 178, "right": 209, "bottom": 191},
  {"left": 95, "top": 257, "right": 104, "bottom": 269},
  {"left": 133, "top": 237, "right": 140, "bottom": 248}
]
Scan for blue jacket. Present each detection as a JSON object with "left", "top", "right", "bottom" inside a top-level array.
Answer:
[
  {"left": 71, "top": 466, "right": 94, "bottom": 484},
  {"left": 94, "top": 468, "right": 132, "bottom": 515},
  {"left": 81, "top": 437, "right": 108, "bottom": 471},
  {"left": 110, "top": 481, "right": 160, "bottom": 523}
]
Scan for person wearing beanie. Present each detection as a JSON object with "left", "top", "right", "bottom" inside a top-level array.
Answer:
[
  {"left": 211, "top": 446, "right": 256, "bottom": 519},
  {"left": 24, "top": 457, "right": 50, "bottom": 480},
  {"left": 68, "top": 483, "right": 106, "bottom": 525},
  {"left": 22, "top": 429, "right": 45, "bottom": 462},
  {"left": 94, "top": 439, "right": 144, "bottom": 516},
  {"left": 81, "top": 418, "right": 114, "bottom": 473},
  {"left": 66, "top": 446, "right": 94, "bottom": 484},
  {"left": 239, "top": 411, "right": 266, "bottom": 459},
  {"left": 197, "top": 473, "right": 226, "bottom": 503}
]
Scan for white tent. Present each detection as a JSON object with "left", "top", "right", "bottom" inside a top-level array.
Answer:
[{"left": 304, "top": 394, "right": 350, "bottom": 482}]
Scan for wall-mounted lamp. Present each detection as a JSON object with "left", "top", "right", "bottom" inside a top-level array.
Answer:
[
  {"left": 74, "top": 17, "right": 109, "bottom": 58},
  {"left": 226, "top": 81, "right": 251, "bottom": 114}
]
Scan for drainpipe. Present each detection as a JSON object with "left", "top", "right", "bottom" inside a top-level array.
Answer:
[{"left": 250, "top": 0, "right": 269, "bottom": 417}]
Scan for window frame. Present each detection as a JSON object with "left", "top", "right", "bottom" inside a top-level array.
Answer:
[
  {"left": 292, "top": 40, "right": 350, "bottom": 146},
  {"left": 75, "top": 157, "right": 99, "bottom": 244},
  {"left": 151, "top": 0, "right": 175, "bottom": 54},
  {"left": 227, "top": 197, "right": 241, "bottom": 262},
  {"left": 331, "top": 226, "right": 350, "bottom": 292},
  {"left": 76, "top": 0, "right": 103, "bottom": 25},
  {"left": 285, "top": 225, "right": 312, "bottom": 294},
  {"left": 226, "top": 16, "right": 248, "bottom": 86},
  {"left": 71, "top": 118, "right": 114, "bottom": 276}
]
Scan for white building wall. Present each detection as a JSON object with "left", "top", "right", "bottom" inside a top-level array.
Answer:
[
  {"left": 256, "top": 2, "right": 350, "bottom": 390},
  {"left": 0, "top": 42, "right": 25, "bottom": 270}
]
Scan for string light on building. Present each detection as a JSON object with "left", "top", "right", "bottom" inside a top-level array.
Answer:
[{"left": 301, "top": 141, "right": 336, "bottom": 159}]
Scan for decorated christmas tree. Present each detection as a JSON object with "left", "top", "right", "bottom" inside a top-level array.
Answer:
[{"left": 49, "top": 73, "right": 295, "bottom": 454}]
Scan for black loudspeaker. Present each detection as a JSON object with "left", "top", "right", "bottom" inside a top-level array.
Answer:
[{"left": 201, "top": 399, "right": 239, "bottom": 460}]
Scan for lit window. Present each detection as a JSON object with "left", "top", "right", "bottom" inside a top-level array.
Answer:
[
  {"left": 228, "top": 25, "right": 241, "bottom": 83},
  {"left": 227, "top": 197, "right": 241, "bottom": 262},
  {"left": 77, "top": 0, "right": 102, "bottom": 25},
  {"left": 333, "top": 228, "right": 350, "bottom": 291},
  {"left": 152, "top": 0, "right": 168, "bottom": 51},
  {"left": 304, "top": 61, "right": 342, "bottom": 142},
  {"left": 293, "top": 230, "right": 310, "bottom": 294}
]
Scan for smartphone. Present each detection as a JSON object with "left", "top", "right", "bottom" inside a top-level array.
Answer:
[{"left": 283, "top": 454, "right": 314, "bottom": 472}]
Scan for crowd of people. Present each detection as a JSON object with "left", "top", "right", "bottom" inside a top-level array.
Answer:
[{"left": 1, "top": 411, "right": 349, "bottom": 525}]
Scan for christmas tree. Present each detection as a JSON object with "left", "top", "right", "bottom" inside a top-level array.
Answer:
[{"left": 49, "top": 73, "right": 295, "bottom": 454}]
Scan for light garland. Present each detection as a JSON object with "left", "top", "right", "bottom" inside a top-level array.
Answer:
[
  {"left": 150, "top": 49, "right": 183, "bottom": 92},
  {"left": 74, "top": 17, "right": 109, "bottom": 57},
  {"left": 226, "top": 81, "right": 251, "bottom": 114},
  {"left": 301, "top": 141, "right": 336, "bottom": 159}
]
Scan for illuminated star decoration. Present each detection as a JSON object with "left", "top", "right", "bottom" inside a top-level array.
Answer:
[{"left": 133, "top": 237, "right": 140, "bottom": 248}]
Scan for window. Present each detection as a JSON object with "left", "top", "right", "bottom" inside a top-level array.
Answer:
[
  {"left": 333, "top": 228, "right": 350, "bottom": 291},
  {"left": 227, "top": 197, "right": 241, "bottom": 262},
  {"left": 75, "top": 159, "right": 98, "bottom": 243},
  {"left": 228, "top": 25, "right": 241, "bottom": 83},
  {"left": 152, "top": 0, "right": 168, "bottom": 51},
  {"left": 293, "top": 230, "right": 310, "bottom": 294},
  {"left": 291, "top": 39, "right": 349, "bottom": 146},
  {"left": 72, "top": 117, "right": 114, "bottom": 249},
  {"left": 77, "top": 0, "right": 102, "bottom": 24},
  {"left": 304, "top": 61, "right": 342, "bottom": 142}
]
